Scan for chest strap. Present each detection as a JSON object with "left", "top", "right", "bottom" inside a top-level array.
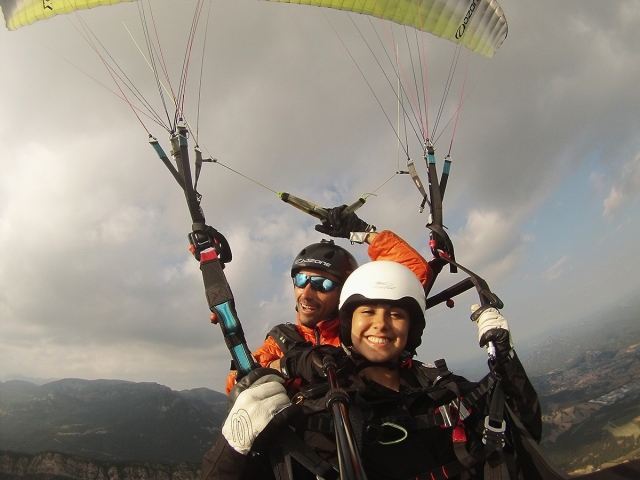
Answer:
[{"left": 305, "top": 371, "right": 497, "bottom": 437}]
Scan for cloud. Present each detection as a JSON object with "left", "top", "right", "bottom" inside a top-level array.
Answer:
[
  {"left": 603, "top": 153, "right": 640, "bottom": 218},
  {"left": 543, "top": 255, "right": 569, "bottom": 282},
  {"left": 450, "top": 209, "right": 533, "bottom": 281}
]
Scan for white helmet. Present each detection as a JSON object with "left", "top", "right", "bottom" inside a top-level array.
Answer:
[{"left": 338, "top": 261, "right": 427, "bottom": 354}]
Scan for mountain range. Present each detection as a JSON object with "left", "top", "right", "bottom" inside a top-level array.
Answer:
[
  {"left": 524, "top": 300, "right": 640, "bottom": 474},
  {"left": 0, "top": 379, "right": 227, "bottom": 465}
]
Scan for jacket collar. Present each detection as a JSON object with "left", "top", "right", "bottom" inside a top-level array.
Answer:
[{"left": 297, "top": 313, "right": 340, "bottom": 340}]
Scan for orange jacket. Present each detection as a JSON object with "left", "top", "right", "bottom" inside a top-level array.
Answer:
[{"left": 225, "top": 230, "right": 433, "bottom": 393}]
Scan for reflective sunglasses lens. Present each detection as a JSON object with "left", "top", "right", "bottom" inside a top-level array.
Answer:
[
  {"left": 293, "top": 273, "right": 309, "bottom": 288},
  {"left": 310, "top": 276, "right": 337, "bottom": 292},
  {"left": 293, "top": 273, "right": 339, "bottom": 292}
]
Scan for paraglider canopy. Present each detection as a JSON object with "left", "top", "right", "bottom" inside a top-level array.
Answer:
[
  {"left": 2, "top": 0, "right": 507, "bottom": 57},
  {"left": 0, "top": 0, "right": 135, "bottom": 30},
  {"left": 269, "top": 0, "right": 507, "bottom": 57}
]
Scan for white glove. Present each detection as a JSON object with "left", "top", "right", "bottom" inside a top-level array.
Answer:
[
  {"left": 471, "top": 304, "right": 514, "bottom": 354},
  {"left": 222, "top": 374, "right": 291, "bottom": 455}
]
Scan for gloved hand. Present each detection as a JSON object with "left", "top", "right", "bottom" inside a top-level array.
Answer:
[
  {"left": 470, "top": 304, "right": 514, "bottom": 359},
  {"left": 315, "top": 205, "right": 372, "bottom": 239},
  {"left": 222, "top": 368, "right": 293, "bottom": 455},
  {"left": 281, "top": 345, "right": 345, "bottom": 382}
]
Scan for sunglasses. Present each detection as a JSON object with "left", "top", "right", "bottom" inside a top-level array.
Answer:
[{"left": 293, "top": 273, "right": 341, "bottom": 293}]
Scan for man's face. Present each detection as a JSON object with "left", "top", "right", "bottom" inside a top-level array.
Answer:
[{"left": 294, "top": 268, "right": 341, "bottom": 328}]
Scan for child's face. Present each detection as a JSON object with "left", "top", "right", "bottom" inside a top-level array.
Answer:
[{"left": 350, "top": 303, "right": 410, "bottom": 363}]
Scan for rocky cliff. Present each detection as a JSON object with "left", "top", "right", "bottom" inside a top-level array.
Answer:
[{"left": 0, "top": 451, "right": 200, "bottom": 480}]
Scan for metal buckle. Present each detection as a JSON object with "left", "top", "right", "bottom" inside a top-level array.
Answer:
[
  {"left": 439, "top": 404, "right": 453, "bottom": 428},
  {"left": 439, "top": 400, "right": 470, "bottom": 429},
  {"left": 459, "top": 401, "right": 470, "bottom": 420},
  {"left": 482, "top": 416, "right": 506, "bottom": 447}
]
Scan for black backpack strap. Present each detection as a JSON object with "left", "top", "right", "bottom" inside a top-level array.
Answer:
[{"left": 267, "top": 323, "right": 308, "bottom": 354}]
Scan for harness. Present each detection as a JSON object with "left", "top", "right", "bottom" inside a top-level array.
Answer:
[
  {"left": 283, "top": 359, "right": 542, "bottom": 480},
  {"left": 264, "top": 327, "right": 568, "bottom": 480},
  {"left": 264, "top": 323, "right": 341, "bottom": 479},
  {"left": 268, "top": 323, "right": 311, "bottom": 354}
]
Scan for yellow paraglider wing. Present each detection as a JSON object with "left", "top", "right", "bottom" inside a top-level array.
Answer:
[
  {"left": 0, "top": 0, "right": 135, "bottom": 31},
  {"left": 268, "top": 0, "right": 507, "bottom": 57},
  {"left": 2, "top": 0, "right": 507, "bottom": 57}
]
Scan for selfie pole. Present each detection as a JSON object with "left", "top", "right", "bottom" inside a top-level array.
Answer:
[{"left": 323, "top": 355, "right": 368, "bottom": 480}]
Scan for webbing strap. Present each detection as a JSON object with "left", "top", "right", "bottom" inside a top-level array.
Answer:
[
  {"left": 464, "top": 371, "right": 497, "bottom": 407},
  {"left": 153, "top": 129, "right": 258, "bottom": 379},
  {"left": 395, "top": 372, "right": 496, "bottom": 431},
  {"left": 171, "top": 127, "right": 205, "bottom": 225},
  {"left": 413, "top": 459, "right": 473, "bottom": 480},
  {"left": 483, "top": 380, "right": 511, "bottom": 480},
  {"left": 308, "top": 372, "right": 497, "bottom": 439},
  {"left": 504, "top": 405, "right": 569, "bottom": 480},
  {"left": 484, "top": 452, "right": 511, "bottom": 480},
  {"left": 269, "top": 444, "right": 294, "bottom": 480},
  {"left": 406, "top": 158, "right": 429, "bottom": 212},
  {"left": 277, "top": 428, "right": 339, "bottom": 480},
  {"left": 267, "top": 324, "right": 307, "bottom": 354},
  {"left": 200, "top": 258, "right": 257, "bottom": 376},
  {"left": 200, "top": 258, "right": 234, "bottom": 307},
  {"left": 433, "top": 358, "right": 452, "bottom": 384}
]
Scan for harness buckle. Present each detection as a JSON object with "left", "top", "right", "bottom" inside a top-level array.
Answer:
[
  {"left": 188, "top": 230, "right": 215, "bottom": 261},
  {"left": 438, "top": 399, "right": 471, "bottom": 428},
  {"left": 439, "top": 404, "right": 453, "bottom": 428},
  {"left": 482, "top": 416, "right": 506, "bottom": 447},
  {"left": 456, "top": 401, "right": 471, "bottom": 420}
]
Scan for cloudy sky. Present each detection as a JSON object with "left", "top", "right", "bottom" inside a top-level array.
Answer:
[{"left": 1, "top": 0, "right": 639, "bottom": 392}]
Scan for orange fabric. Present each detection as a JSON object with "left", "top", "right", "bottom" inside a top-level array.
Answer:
[
  {"left": 368, "top": 230, "right": 434, "bottom": 288},
  {"left": 225, "top": 315, "right": 341, "bottom": 393},
  {"left": 252, "top": 314, "right": 342, "bottom": 369},
  {"left": 224, "top": 230, "right": 433, "bottom": 393}
]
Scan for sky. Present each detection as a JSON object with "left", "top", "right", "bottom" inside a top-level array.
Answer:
[{"left": 1, "top": 0, "right": 639, "bottom": 392}]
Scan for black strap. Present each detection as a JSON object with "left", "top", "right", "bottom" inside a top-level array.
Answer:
[
  {"left": 433, "top": 358, "right": 452, "bottom": 384},
  {"left": 309, "top": 372, "right": 497, "bottom": 440},
  {"left": 276, "top": 428, "right": 339, "bottom": 480},
  {"left": 413, "top": 459, "right": 475, "bottom": 480},
  {"left": 153, "top": 129, "right": 258, "bottom": 379},
  {"left": 269, "top": 444, "right": 294, "bottom": 480},
  {"left": 267, "top": 324, "right": 308, "bottom": 354},
  {"left": 406, "top": 157, "right": 430, "bottom": 213},
  {"left": 504, "top": 404, "right": 569, "bottom": 480},
  {"left": 482, "top": 380, "right": 511, "bottom": 480}
]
